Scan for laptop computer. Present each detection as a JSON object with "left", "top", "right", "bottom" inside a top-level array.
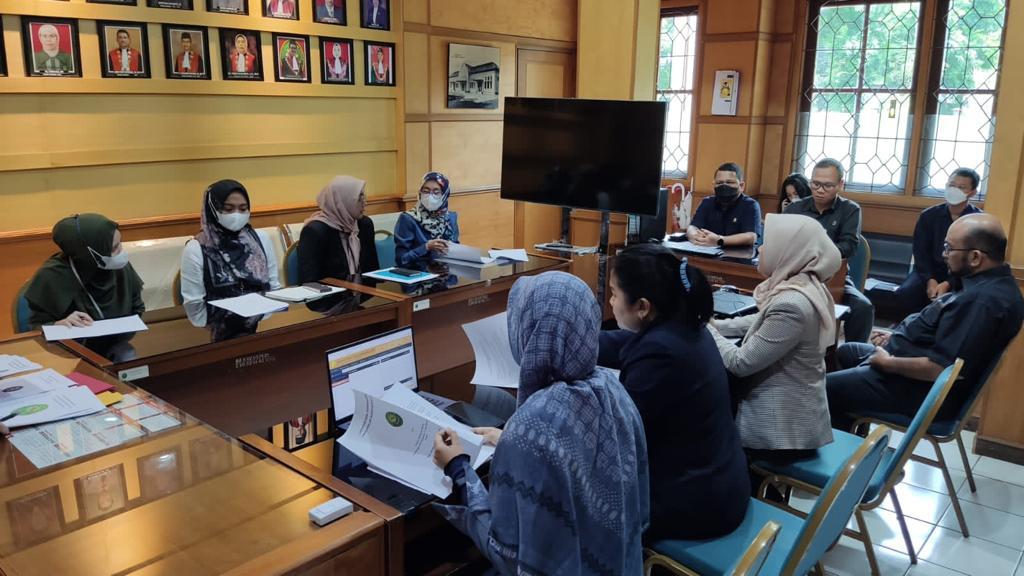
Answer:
[
  {"left": 324, "top": 326, "right": 502, "bottom": 512},
  {"left": 712, "top": 288, "right": 758, "bottom": 318}
]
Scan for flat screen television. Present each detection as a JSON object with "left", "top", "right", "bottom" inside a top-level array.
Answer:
[{"left": 500, "top": 97, "right": 667, "bottom": 216}]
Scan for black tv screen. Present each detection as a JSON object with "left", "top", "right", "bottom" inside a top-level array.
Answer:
[{"left": 500, "top": 97, "right": 667, "bottom": 216}]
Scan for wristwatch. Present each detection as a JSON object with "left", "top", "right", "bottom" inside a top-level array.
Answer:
[{"left": 717, "top": 238, "right": 725, "bottom": 248}]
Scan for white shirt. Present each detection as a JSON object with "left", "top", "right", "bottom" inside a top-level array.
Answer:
[
  {"left": 331, "top": 57, "right": 345, "bottom": 77},
  {"left": 120, "top": 49, "right": 130, "bottom": 71},
  {"left": 235, "top": 53, "right": 247, "bottom": 73},
  {"left": 182, "top": 51, "right": 192, "bottom": 70},
  {"left": 180, "top": 230, "right": 281, "bottom": 326}
]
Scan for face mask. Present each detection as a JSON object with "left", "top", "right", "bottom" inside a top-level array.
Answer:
[
  {"left": 421, "top": 194, "right": 444, "bottom": 212},
  {"left": 944, "top": 186, "right": 968, "bottom": 206},
  {"left": 89, "top": 246, "right": 130, "bottom": 270},
  {"left": 217, "top": 211, "right": 250, "bottom": 232},
  {"left": 714, "top": 184, "right": 740, "bottom": 203}
]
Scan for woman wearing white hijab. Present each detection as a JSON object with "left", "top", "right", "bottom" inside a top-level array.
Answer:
[{"left": 709, "top": 213, "right": 841, "bottom": 458}]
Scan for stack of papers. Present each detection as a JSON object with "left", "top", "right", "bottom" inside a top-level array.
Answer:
[
  {"left": 363, "top": 268, "right": 440, "bottom": 285},
  {"left": 0, "top": 369, "right": 106, "bottom": 428},
  {"left": 462, "top": 313, "right": 520, "bottom": 389},
  {"left": 339, "top": 385, "right": 494, "bottom": 497},
  {"left": 436, "top": 244, "right": 497, "bottom": 267},
  {"left": 265, "top": 285, "right": 346, "bottom": 302},
  {"left": 865, "top": 278, "right": 900, "bottom": 292},
  {"left": 662, "top": 240, "right": 723, "bottom": 257},
  {"left": 488, "top": 248, "right": 529, "bottom": 262},
  {"left": 209, "top": 293, "right": 289, "bottom": 317},
  {"left": 42, "top": 315, "right": 148, "bottom": 341},
  {"left": 0, "top": 355, "right": 41, "bottom": 378}
]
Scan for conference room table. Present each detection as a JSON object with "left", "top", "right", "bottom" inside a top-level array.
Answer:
[
  {"left": 0, "top": 333, "right": 397, "bottom": 575},
  {"left": 61, "top": 290, "right": 404, "bottom": 437}
]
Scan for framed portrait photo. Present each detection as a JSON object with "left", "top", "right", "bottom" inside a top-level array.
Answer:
[
  {"left": 98, "top": 22, "right": 151, "bottom": 79},
  {"left": 364, "top": 41, "right": 395, "bottom": 87},
  {"left": 208, "top": 0, "right": 248, "bottom": 13},
  {"left": 74, "top": 464, "right": 128, "bottom": 523},
  {"left": 220, "top": 29, "right": 263, "bottom": 81},
  {"left": 273, "top": 34, "right": 310, "bottom": 83},
  {"left": 6, "top": 487, "right": 64, "bottom": 549},
  {"left": 147, "top": 0, "right": 194, "bottom": 9},
  {"left": 162, "top": 25, "right": 210, "bottom": 80},
  {"left": 313, "top": 0, "right": 346, "bottom": 25},
  {"left": 320, "top": 37, "right": 354, "bottom": 85},
  {"left": 360, "top": 0, "right": 389, "bottom": 30},
  {"left": 87, "top": 0, "right": 138, "bottom": 5},
  {"left": 190, "top": 434, "right": 234, "bottom": 481},
  {"left": 284, "top": 414, "right": 316, "bottom": 451},
  {"left": 264, "top": 0, "right": 299, "bottom": 20},
  {"left": 138, "top": 448, "right": 184, "bottom": 500},
  {"left": 21, "top": 17, "right": 81, "bottom": 78}
]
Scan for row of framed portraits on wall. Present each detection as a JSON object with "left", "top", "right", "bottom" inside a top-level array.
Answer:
[
  {"left": 65, "top": 0, "right": 389, "bottom": 30},
  {"left": 0, "top": 16, "right": 396, "bottom": 85}
]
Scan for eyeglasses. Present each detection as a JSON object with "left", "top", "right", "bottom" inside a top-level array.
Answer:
[
  {"left": 942, "top": 242, "right": 989, "bottom": 255},
  {"left": 419, "top": 188, "right": 444, "bottom": 197},
  {"left": 809, "top": 181, "right": 839, "bottom": 191}
]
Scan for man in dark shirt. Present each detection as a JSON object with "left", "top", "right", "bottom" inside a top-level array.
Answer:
[
  {"left": 896, "top": 167, "right": 982, "bottom": 314},
  {"left": 785, "top": 158, "right": 873, "bottom": 342},
  {"left": 687, "top": 162, "right": 762, "bottom": 248},
  {"left": 827, "top": 213, "right": 1024, "bottom": 431}
]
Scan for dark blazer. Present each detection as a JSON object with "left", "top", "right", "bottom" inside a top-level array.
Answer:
[
  {"left": 297, "top": 217, "right": 379, "bottom": 285},
  {"left": 599, "top": 322, "right": 749, "bottom": 540}
]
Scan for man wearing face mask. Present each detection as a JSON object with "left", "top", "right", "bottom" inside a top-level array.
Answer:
[
  {"left": 23, "top": 214, "right": 144, "bottom": 330},
  {"left": 895, "top": 168, "right": 982, "bottom": 314},
  {"left": 179, "top": 180, "right": 281, "bottom": 329},
  {"left": 826, "top": 213, "right": 1023, "bottom": 432},
  {"left": 686, "top": 162, "right": 762, "bottom": 248}
]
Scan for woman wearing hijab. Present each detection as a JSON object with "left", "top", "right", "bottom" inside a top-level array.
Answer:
[
  {"left": 431, "top": 271, "right": 650, "bottom": 575},
  {"left": 24, "top": 213, "right": 144, "bottom": 329},
  {"left": 298, "top": 175, "right": 379, "bottom": 284},
  {"left": 777, "top": 172, "right": 813, "bottom": 213},
  {"left": 180, "top": 180, "right": 281, "bottom": 329},
  {"left": 394, "top": 172, "right": 459, "bottom": 267},
  {"left": 599, "top": 243, "right": 748, "bottom": 540},
  {"left": 709, "top": 214, "right": 841, "bottom": 467}
]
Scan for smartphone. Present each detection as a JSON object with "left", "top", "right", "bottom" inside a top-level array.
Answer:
[
  {"left": 302, "top": 282, "right": 332, "bottom": 293},
  {"left": 390, "top": 267, "right": 423, "bottom": 277}
]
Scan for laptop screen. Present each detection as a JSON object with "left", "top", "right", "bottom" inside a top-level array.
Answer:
[{"left": 325, "top": 326, "right": 419, "bottom": 424}]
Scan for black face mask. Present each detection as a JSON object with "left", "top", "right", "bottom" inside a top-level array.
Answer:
[{"left": 714, "top": 184, "right": 740, "bottom": 203}]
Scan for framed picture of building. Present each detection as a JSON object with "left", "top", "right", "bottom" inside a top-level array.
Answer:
[
  {"left": 447, "top": 43, "right": 500, "bottom": 109},
  {"left": 208, "top": 0, "right": 248, "bottom": 14}
]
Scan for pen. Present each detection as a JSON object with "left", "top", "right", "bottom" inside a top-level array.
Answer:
[{"left": 441, "top": 430, "right": 452, "bottom": 446}]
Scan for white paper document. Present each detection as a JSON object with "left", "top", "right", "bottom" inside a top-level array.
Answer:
[
  {"left": 338, "top": 386, "right": 492, "bottom": 497},
  {"left": 462, "top": 313, "right": 520, "bottom": 389},
  {"left": 444, "top": 243, "right": 496, "bottom": 265},
  {"left": 42, "top": 315, "right": 148, "bottom": 341},
  {"left": 0, "top": 370, "right": 105, "bottom": 428},
  {"left": 0, "top": 355, "right": 42, "bottom": 378},
  {"left": 661, "top": 240, "right": 723, "bottom": 257},
  {"left": 865, "top": 278, "right": 900, "bottom": 292},
  {"left": 265, "top": 285, "right": 345, "bottom": 302},
  {"left": 10, "top": 411, "right": 144, "bottom": 469},
  {"left": 208, "top": 293, "right": 288, "bottom": 317},
  {"left": 488, "top": 248, "right": 529, "bottom": 262}
]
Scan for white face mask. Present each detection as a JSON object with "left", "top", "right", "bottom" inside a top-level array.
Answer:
[
  {"left": 218, "top": 211, "right": 250, "bottom": 232},
  {"left": 89, "top": 246, "right": 130, "bottom": 270},
  {"left": 421, "top": 194, "right": 444, "bottom": 212},
  {"left": 945, "top": 186, "right": 968, "bottom": 206}
]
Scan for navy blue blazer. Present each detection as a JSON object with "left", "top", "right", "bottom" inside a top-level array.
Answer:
[
  {"left": 393, "top": 212, "right": 460, "bottom": 267},
  {"left": 599, "top": 322, "right": 749, "bottom": 540}
]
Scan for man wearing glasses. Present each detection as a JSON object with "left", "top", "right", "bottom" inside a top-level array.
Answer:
[
  {"left": 825, "top": 213, "right": 1023, "bottom": 432},
  {"left": 784, "top": 157, "right": 873, "bottom": 343}
]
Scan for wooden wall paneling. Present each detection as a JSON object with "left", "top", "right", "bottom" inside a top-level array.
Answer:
[
  {"left": 430, "top": 0, "right": 578, "bottom": 41},
  {"left": 704, "top": 0, "right": 760, "bottom": 34},
  {"left": 745, "top": 122, "right": 766, "bottom": 194},
  {"left": 760, "top": 124, "right": 786, "bottom": 199},
  {"left": 405, "top": 123, "right": 432, "bottom": 194},
  {"left": 692, "top": 123, "right": 750, "bottom": 194},
  {"left": 765, "top": 40, "right": 793, "bottom": 118},
  {"left": 633, "top": 0, "right": 661, "bottom": 100},
  {"left": 427, "top": 35, "right": 516, "bottom": 116},
  {"left": 405, "top": 0, "right": 430, "bottom": 24},
  {"left": 446, "top": 191, "right": 516, "bottom": 249},
  {"left": 403, "top": 33, "right": 431, "bottom": 115},
  {"left": 429, "top": 121, "right": 504, "bottom": 191},
  {"left": 576, "top": 0, "right": 637, "bottom": 99}
]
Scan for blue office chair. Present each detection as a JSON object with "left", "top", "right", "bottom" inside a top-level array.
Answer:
[
  {"left": 646, "top": 521, "right": 781, "bottom": 576},
  {"left": 284, "top": 241, "right": 300, "bottom": 286},
  {"left": 645, "top": 426, "right": 892, "bottom": 576},
  {"left": 13, "top": 282, "right": 32, "bottom": 333},
  {"left": 848, "top": 234, "right": 871, "bottom": 292},
  {"left": 375, "top": 230, "right": 396, "bottom": 269},
  {"left": 752, "top": 359, "right": 963, "bottom": 574}
]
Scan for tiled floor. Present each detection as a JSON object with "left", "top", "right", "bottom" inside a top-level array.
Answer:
[{"left": 801, "top": 430, "right": 1024, "bottom": 576}]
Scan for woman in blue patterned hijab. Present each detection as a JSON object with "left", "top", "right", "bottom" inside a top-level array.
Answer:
[{"left": 433, "top": 271, "right": 650, "bottom": 575}]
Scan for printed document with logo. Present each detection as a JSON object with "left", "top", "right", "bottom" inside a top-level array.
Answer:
[
  {"left": 338, "top": 385, "right": 492, "bottom": 497},
  {"left": 436, "top": 243, "right": 497, "bottom": 267},
  {"left": 462, "top": 312, "right": 520, "bottom": 388},
  {"left": 0, "top": 369, "right": 106, "bottom": 428}
]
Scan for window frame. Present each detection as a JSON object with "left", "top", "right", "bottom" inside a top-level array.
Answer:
[{"left": 657, "top": 5, "right": 700, "bottom": 183}]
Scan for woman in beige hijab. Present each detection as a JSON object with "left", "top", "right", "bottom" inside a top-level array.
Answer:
[
  {"left": 709, "top": 213, "right": 841, "bottom": 462},
  {"left": 298, "top": 175, "right": 379, "bottom": 285}
]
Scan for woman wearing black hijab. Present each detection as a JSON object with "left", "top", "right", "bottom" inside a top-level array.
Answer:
[{"left": 23, "top": 213, "right": 144, "bottom": 329}]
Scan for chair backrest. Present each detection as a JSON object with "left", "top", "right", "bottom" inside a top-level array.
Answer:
[
  {"left": 284, "top": 241, "right": 300, "bottom": 286},
  {"left": 948, "top": 348, "right": 1010, "bottom": 428},
  {"left": 172, "top": 270, "right": 183, "bottom": 306},
  {"left": 375, "top": 230, "right": 395, "bottom": 269},
  {"left": 783, "top": 426, "right": 892, "bottom": 575},
  {"left": 13, "top": 281, "right": 32, "bottom": 333},
  {"left": 876, "top": 359, "right": 963, "bottom": 493},
  {"left": 730, "top": 521, "right": 781, "bottom": 576},
  {"left": 848, "top": 234, "right": 871, "bottom": 291}
]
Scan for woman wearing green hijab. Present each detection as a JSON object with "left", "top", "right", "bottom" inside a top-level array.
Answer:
[{"left": 23, "top": 213, "right": 144, "bottom": 329}]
